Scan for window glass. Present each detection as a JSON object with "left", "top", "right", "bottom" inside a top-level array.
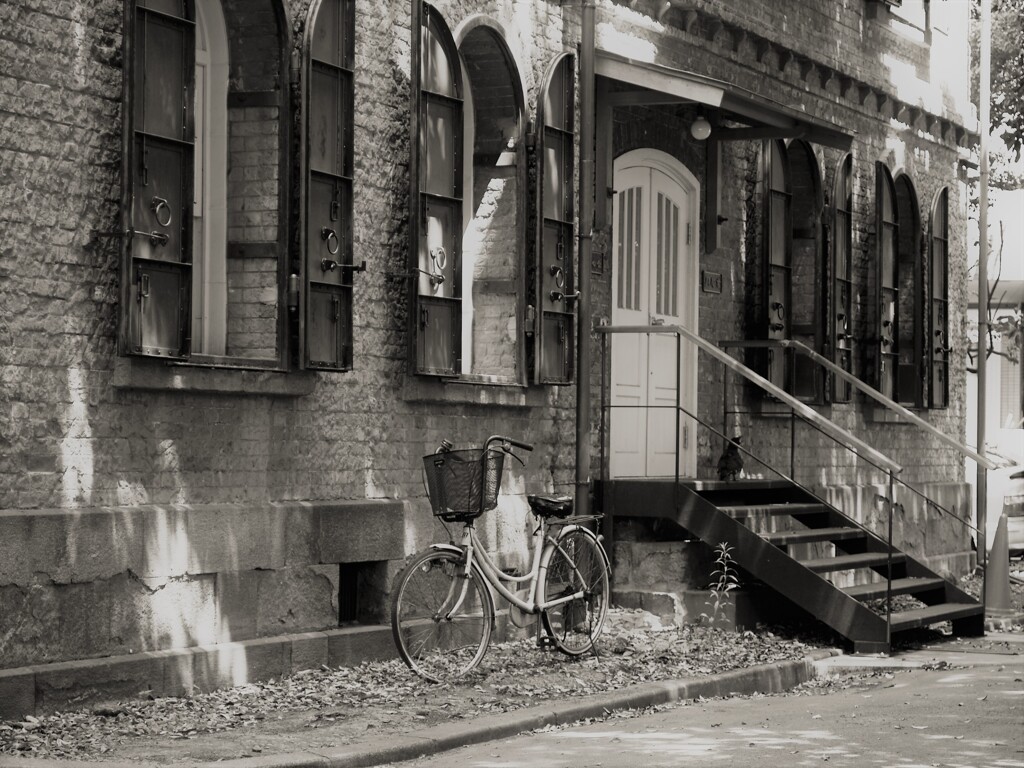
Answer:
[{"left": 423, "top": 99, "right": 457, "bottom": 197}]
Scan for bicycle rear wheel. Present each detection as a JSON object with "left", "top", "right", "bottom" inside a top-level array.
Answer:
[
  {"left": 391, "top": 549, "right": 493, "bottom": 683},
  {"left": 540, "top": 528, "right": 609, "bottom": 655}
]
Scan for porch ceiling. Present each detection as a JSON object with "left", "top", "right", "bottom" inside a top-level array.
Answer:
[{"left": 595, "top": 50, "right": 854, "bottom": 152}]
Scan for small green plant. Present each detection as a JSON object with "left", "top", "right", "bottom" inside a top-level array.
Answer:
[{"left": 701, "top": 541, "right": 740, "bottom": 627}]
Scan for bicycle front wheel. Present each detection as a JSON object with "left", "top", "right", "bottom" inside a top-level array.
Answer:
[
  {"left": 391, "top": 549, "right": 494, "bottom": 683},
  {"left": 540, "top": 527, "right": 610, "bottom": 655}
]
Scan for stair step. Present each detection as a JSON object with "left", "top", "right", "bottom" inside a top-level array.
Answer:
[
  {"left": 800, "top": 551, "right": 905, "bottom": 573},
  {"left": 889, "top": 602, "right": 984, "bottom": 632},
  {"left": 718, "top": 503, "right": 825, "bottom": 519},
  {"left": 765, "top": 527, "right": 865, "bottom": 545},
  {"left": 843, "top": 577, "right": 947, "bottom": 601}
]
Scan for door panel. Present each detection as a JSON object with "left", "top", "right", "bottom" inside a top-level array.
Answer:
[{"left": 611, "top": 157, "right": 697, "bottom": 479}]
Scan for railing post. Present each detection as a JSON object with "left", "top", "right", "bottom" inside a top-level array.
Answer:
[
  {"left": 790, "top": 409, "right": 796, "bottom": 481},
  {"left": 887, "top": 469, "right": 895, "bottom": 646}
]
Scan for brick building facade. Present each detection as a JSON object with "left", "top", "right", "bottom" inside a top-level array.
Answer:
[{"left": 0, "top": 0, "right": 978, "bottom": 714}]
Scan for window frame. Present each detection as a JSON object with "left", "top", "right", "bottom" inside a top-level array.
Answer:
[
  {"left": 831, "top": 153, "right": 855, "bottom": 403},
  {"left": 299, "top": 0, "right": 357, "bottom": 372},
  {"left": 120, "top": 0, "right": 197, "bottom": 361},
  {"left": 894, "top": 171, "right": 924, "bottom": 408},
  {"left": 531, "top": 52, "right": 577, "bottom": 385},
  {"left": 120, "top": 0, "right": 291, "bottom": 371},
  {"left": 786, "top": 139, "right": 826, "bottom": 405},
  {"left": 928, "top": 186, "right": 950, "bottom": 409},
  {"left": 874, "top": 162, "right": 900, "bottom": 399},
  {"left": 763, "top": 139, "right": 792, "bottom": 392},
  {"left": 408, "top": 2, "right": 464, "bottom": 377}
]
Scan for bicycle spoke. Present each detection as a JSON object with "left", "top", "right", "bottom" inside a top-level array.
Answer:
[
  {"left": 540, "top": 529, "right": 609, "bottom": 655},
  {"left": 392, "top": 550, "right": 493, "bottom": 683}
]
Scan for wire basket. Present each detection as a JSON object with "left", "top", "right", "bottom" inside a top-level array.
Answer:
[{"left": 422, "top": 447, "right": 504, "bottom": 522}]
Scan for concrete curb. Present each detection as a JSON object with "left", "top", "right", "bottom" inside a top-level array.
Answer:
[{"left": 0, "top": 649, "right": 838, "bottom": 768}]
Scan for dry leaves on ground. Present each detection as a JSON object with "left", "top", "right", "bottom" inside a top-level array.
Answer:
[{"left": 0, "top": 611, "right": 829, "bottom": 762}]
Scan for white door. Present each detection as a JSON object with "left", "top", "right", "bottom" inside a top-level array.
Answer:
[{"left": 610, "top": 151, "right": 699, "bottom": 478}]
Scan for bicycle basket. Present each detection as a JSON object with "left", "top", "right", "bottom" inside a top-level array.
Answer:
[{"left": 422, "top": 447, "right": 504, "bottom": 522}]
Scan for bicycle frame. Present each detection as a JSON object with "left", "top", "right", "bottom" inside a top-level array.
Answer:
[{"left": 434, "top": 519, "right": 595, "bottom": 620}]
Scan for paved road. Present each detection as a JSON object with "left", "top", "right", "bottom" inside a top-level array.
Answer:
[{"left": 395, "top": 664, "right": 1024, "bottom": 768}]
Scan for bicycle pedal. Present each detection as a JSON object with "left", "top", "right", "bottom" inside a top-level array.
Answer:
[{"left": 537, "top": 635, "right": 557, "bottom": 651}]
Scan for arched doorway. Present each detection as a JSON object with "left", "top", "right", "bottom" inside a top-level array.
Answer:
[{"left": 610, "top": 149, "right": 699, "bottom": 478}]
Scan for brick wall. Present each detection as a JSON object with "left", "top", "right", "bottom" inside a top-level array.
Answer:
[{"left": 0, "top": 0, "right": 978, "bottom": 684}]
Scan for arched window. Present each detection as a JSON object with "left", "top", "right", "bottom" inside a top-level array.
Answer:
[
  {"left": 787, "top": 140, "right": 825, "bottom": 403},
  {"left": 409, "top": 2, "right": 464, "bottom": 375},
  {"left": 875, "top": 163, "right": 899, "bottom": 399},
  {"left": 122, "top": 0, "right": 290, "bottom": 368},
  {"left": 831, "top": 154, "right": 854, "bottom": 402},
  {"left": 532, "top": 53, "right": 576, "bottom": 384},
  {"left": 895, "top": 172, "right": 923, "bottom": 407},
  {"left": 303, "top": 0, "right": 355, "bottom": 371},
  {"left": 764, "top": 140, "right": 791, "bottom": 390},
  {"left": 409, "top": 6, "right": 527, "bottom": 381},
  {"left": 929, "top": 187, "right": 950, "bottom": 408}
]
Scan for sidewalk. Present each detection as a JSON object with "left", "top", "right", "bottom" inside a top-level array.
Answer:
[{"left": 2, "top": 628, "right": 1020, "bottom": 768}]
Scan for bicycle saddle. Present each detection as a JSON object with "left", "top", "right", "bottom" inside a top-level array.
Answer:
[{"left": 527, "top": 494, "right": 573, "bottom": 518}]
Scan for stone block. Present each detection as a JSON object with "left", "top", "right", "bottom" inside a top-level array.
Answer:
[
  {"left": 0, "top": 667, "right": 36, "bottom": 720},
  {"left": 186, "top": 503, "right": 287, "bottom": 575},
  {"left": 58, "top": 580, "right": 113, "bottom": 661},
  {"left": 288, "top": 631, "right": 329, "bottom": 674},
  {"left": 282, "top": 502, "right": 320, "bottom": 566},
  {"left": 0, "top": 582, "right": 63, "bottom": 668},
  {"left": 192, "top": 637, "right": 289, "bottom": 692},
  {"left": 612, "top": 590, "right": 679, "bottom": 623},
  {"left": 34, "top": 653, "right": 165, "bottom": 715},
  {"left": 326, "top": 625, "right": 397, "bottom": 667},
  {"left": 137, "top": 505, "right": 189, "bottom": 579},
  {"left": 161, "top": 648, "right": 197, "bottom": 697},
  {"left": 255, "top": 565, "right": 339, "bottom": 636},
  {"left": 319, "top": 500, "right": 404, "bottom": 564},
  {"left": 0, "top": 508, "right": 138, "bottom": 585},
  {"left": 109, "top": 572, "right": 218, "bottom": 654},
  {"left": 216, "top": 570, "right": 260, "bottom": 642}
]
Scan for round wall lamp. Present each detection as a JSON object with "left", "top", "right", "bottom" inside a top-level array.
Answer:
[{"left": 690, "top": 115, "right": 712, "bottom": 141}]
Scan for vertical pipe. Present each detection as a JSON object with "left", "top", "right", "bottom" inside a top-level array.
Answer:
[
  {"left": 977, "top": 0, "right": 991, "bottom": 577},
  {"left": 575, "top": 0, "right": 596, "bottom": 517}
]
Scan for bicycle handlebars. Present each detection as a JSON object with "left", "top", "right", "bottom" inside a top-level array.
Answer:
[{"left": 485, "top": 435, "right": 534, "bottom": 452}]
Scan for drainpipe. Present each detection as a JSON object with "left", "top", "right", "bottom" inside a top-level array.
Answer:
[
  {"left": 977, "top": 0, "right": 990, "bottom": 577},
  {"left": 575, "top": 0, "right": 596, "bottom": 517}
]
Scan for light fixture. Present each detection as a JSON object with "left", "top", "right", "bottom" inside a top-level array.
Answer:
[{"left": 690, "top": 115, "right": 712, "bottom": 141}]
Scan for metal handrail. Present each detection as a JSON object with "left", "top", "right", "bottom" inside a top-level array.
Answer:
[
  {"left": 719, "top": 337, "right": 1000, "bottom": 470},
  {"left": 597, "top": 324, "right": 903, "bottom": 474}
]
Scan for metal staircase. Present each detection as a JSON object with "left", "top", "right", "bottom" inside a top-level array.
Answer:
[
  {"left": 595, "top": 323, "right": 998, "bottom": 654},
  {"left": 602, "top": 478, "right": 984, "bottom": 653}
]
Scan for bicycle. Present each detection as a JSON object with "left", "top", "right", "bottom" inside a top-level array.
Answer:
[{"left": 390, "top": 435, "right": 611, "bottom": 683}]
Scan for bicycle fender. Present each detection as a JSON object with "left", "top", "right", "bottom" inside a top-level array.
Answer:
[
  {"left": 425, "top": 544, "right": 498, "bottom": 629},
  {"left": 428, "top": 543, "right": 463, "bottom": 556}
]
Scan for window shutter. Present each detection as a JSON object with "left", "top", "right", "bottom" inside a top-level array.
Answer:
[
  {"left": 929, "top": 187, "right": 950, "bottom": 408},
  {"left": 409, "top": 3, "right": 463, "bottom": 376},
  {"left": 764, "top": 140, "right": 791, "bottom": 390},
  {"left": 875, "top": 163, "right": 899, "bottom": 399},
  {"left": 831, "top": 154, "right": 854, "bottom": 402},
  {"left": 304, "top": 0, "right": 355, "bottom": 371},
  {"left": 532, "top": 53, "right": 576, "bottom": 384},
  {"left": 122, "top": 0, "right": 195, "bottom": 359}
]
